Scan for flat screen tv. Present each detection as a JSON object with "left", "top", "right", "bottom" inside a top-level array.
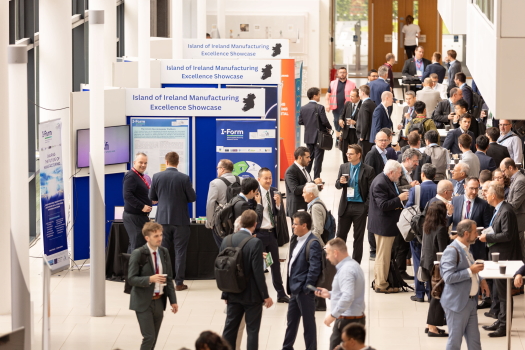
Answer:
[{"left": 77, "top": 125, "right": 130, "bottom": 168}]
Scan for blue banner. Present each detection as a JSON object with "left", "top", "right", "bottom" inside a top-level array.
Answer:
[
  {"left": 216, "top": 119, "right": 277, "bottom": 187},
  {"left": 295, "top": 61, "right": 303, "bottom": 148}
]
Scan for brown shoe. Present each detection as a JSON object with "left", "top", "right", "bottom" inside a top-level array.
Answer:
[
  {"left": 406, "top": 259, "right": 412, "bottom": 266},
  {"left": 175, "top": 284, "right": 188, "bottom": 291}
]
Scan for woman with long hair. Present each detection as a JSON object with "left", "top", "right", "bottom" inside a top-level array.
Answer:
[
  {"left": 420, "top": 201, "right": 451, "bottom": 337},
  {"left": 492, "top": 168, "right": 510, "bottom": 199},
  {"left": 402, "top": 15, "right": 420, "bottom": 59},
  {"left": 195, "top": 331, "right": 232, "bottom": 350}
]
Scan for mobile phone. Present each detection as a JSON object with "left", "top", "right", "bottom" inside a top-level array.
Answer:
[{"left": 306, "top": 284, "right": 319, "bottom": 292}]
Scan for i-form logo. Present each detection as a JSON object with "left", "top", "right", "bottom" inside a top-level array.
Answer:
[{"left": 221, "top": 129, "right": 244, "bottom": 135}]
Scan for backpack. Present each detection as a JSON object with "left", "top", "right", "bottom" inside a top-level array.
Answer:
[
  {"left": 371, "top": 259, "right": 414, "bottom": 293},
  {"left": 124, "top": 246, "right": 168, "bottom": 294},
  {"left": 218, "top": 176, "right": 242, "bottom": 202},
  {"left": 464, "top": 85, "right": 484, "bottom": 121},
  {"left": 409, "top": 118, "right": 431, "bottom": 138},
  {"left": 305, "top": 237, "right": 337, "bottom": 290},
  {"left": 397, "top": 185, "right": 421, "bottom": 242},
  {"left": 214, "top": 235, "right": 253, "bottom": 293},
  {"left": 431, "top": 246, "right": 460, "bottom": 299},
  {"left": 213, "top": 196, "right": 244, "bottom": 238},
  {"left": 312, "top": 201, "right": 336, "bottom": 243},
  {"left": 425, "top": 145, "right": 448, "bottom": 181},
  {"left": 409, "top": 200, "right": 429, "bottom": 244}
]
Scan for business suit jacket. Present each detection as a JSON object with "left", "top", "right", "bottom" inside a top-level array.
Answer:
[
  {"left": 298, "top": 101, "right": 331, "bottom": 144},
  {"left": 397, "top": 149, "right": 432, "bottom": 183},
  {"left": 446, "top": 60, "right": 462, "bottom": 89},
  {"left": 205, "top": 173, "right": 243, "bottom": 229},
  {"left": 431, "top": 100, "right": 453, "bottom": 128},
  {"left": 368, "top": 173, "right": 404, "bottom": 237},
  {"left": 460, "top": 150, "right": 480, "bottom": 177},
  {"left": 460, "top": 84, "right": 473, "bottom": 111},
  {"left": 421, "top": 225, "right": 450, "bottom": 273},
  {"left": 451, "top": 113, "right": 480, "bottom": 140},
  {"left": 340, "top": 100, "right": 362, "bottom": 140},
  {"left": 399, "top": 105, "right": 417, "bottom": 139},
  {"left": 475, "top": 151, "right": 497, "bottom": 172},
  {"left": 129, "top": 245, "right": 177, "bottom": 312},
  {"left": 369, "top": 78, "right": 391, "bottom": 106},
  {"left": 402, "top": 57, "right": 432, "bottom": 77},
  {"left": 364, "top": 146, "right": 385, "bottom": 178},
  {"left": 448, "top": 196, "right": 492, "bottom": 230},
  {"left": 356, "top": 99, "right": 377, "bottom": 142},
  {"left": 405, "top": 180, "right": 437, "bottom": 211},
  {"left": 285, "top": 163, "right": 309, "bottom": 217},
  {"left": 221, "top": 230, "right": 270, "bottom": 304},
  {"left": 253, "top": 186, "right": 279, "bottom": 233},
  {"left": 487, "top": 201, "right": 523, "bottom": 261},
  {"left": 335, "top": 162, "right": 376, "bottom": 215},
  {"left": 451, "top": 179, "right": 466, "bottom": 197},
  {"left": 287, "top": 234, "right": 323, "bottom": 295},
  {"left": 233, "top": 195, "right": 263, "bottom": 225},
  {"left": 486, "top": 142, "right": 510, "bottom": 168},
  {"left": 369, "top": 104, "right": 392, "bottom": 143},
  {"left": 416, "top": 87, "right": 442, "bottom": 119},
  {"left": 507, "top": 171, "right": 525, "bottom": 232},
  {"left": 422, "top": 62, "right": 446, "bottom": 83},
  {"left": 149, "top": 167, "right": 196, "bottom": 226},
  {"left": 443, "top": 128, "right": 476, "bottom": 155}
]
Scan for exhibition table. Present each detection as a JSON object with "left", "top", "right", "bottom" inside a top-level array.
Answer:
[{"left": 479, "top": 260, "right": 523, "bottom": 349}]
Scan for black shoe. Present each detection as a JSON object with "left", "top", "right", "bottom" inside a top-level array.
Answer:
[
  {"left": 410, "top": 295, "right": 424, "bottom": 302},
  {"left": 482, "top": 320, "right": 500, "bottom": 331},
  {"left": 425, "top": 328, "right": 446, "bottom": 334},
  {"left": 370, "top": 252, "right": 376, "bottom": 261},
  {"left": 277, "top": 296, "right": 290, "bottom": 303},
  {"left": 488, "top": 327, "right": 506, "bottom": 337},
  {"left": 484, "top": 312, "right": 497, "bottom": 319},
  {"left": 428, "top": 331, "right": 449, "bottom": 337},
  {"left": 335, "top": 139, "right": 339, "bottom": 148},
  {"left": 400, "top": 272, "right": 414, "bottom": 280},
  {"left": 315, "top": 306, "right": 327, "bottom": 311},
  {"left": 477, "top": 300, "right": 492, "bottom": 309},
  {"left": 264, "top": 269, "right": 269, "bottom": 273}
]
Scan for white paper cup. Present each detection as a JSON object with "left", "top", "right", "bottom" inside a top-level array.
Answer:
[{"left": 436, "top": 252, "right": 443, "bottom": 261}]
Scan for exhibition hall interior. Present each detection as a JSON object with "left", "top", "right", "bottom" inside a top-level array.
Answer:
[{"left": 1, "top": 0, "right": 525, "bottom": 349}]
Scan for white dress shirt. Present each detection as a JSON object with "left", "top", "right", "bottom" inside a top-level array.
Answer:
[
  {"left": 294, "top": 161, "right": 312, "bottom": 182},
  {"left": 402, "top": 164, "right": 413, "bottom": 183},
  {"left": 147, "top": 244, "right": 164, "bottom": 296},
  {"left": 259, "top": 186, "right": 280, "bottom": 230},
  {"left": 289, "top": 232, "right": 312, "bottom": 276},
  {"left": 457, "top": 240, "right": 479, "bottom": 296}
]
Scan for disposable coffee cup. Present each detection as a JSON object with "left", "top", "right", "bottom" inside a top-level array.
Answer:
[
  {"left": 453, "top": 154, "right": 459, "bottom": 160},
  {"left": 297, "top": 209, "right": 305, "bottom": 212},
  {"left": 436, "top": 252, "right": 443, "bottom": 262},
  {"left": 342, "top": 174, "right": 349, "bottom": 181},
  {"left": 475, "top": 259, "right": 484, "bottom": 265},
  {"left": 492, "top": 252, "right": 500, "bottom": 262},
  {"left": 454, "top": 159, "right": 459, "bottom": 164},
  {"left": 445, "top": 125, "right": 451, "bottom": 131},
  {"left": 499, "top": 263, "right": 507, "bottom": 274}
]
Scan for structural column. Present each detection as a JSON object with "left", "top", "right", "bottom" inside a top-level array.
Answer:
[
  {"left": 91, "top": 0, "right": 117, "bottom": 86},
  {"left": 89, "top": 10, "right": 106, "bottom": 317},
  {"left": 196, "top": 0, "right": 206, "bottom": 38},
  {"left": 8, "top": 45, "right": 31, "bottom": 350},
  {"left": 124, "top": 0, "right": 139, "bottom": 57},
  {"left": 216, "top": 0, "right": 225, "bottom": 39},
  {"left": 171, "top": 0, "right": 183, "bottom": 59},
  {"left": 138, "top": 0, "right": 151, "bottom": 88}
]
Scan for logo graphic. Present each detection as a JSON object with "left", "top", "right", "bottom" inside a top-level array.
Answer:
[
  {"left": 232, "top": 160, "right": 262, "bottom": 178},
  {"left": 104, "top": 142, "right": 109, "bottom": 151},
  {"left": 242, "top": 93, "right": 256, "bottom": 112},
  {"left": 261, "top": 64, "right": 273, "bottom": 80},
  {"left": 271, "top": 43, "right": 282, "bottom": 57}
]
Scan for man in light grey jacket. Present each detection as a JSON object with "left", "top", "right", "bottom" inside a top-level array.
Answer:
[{"left": 416, "top": 78, "right": 442, "bottom": 119}]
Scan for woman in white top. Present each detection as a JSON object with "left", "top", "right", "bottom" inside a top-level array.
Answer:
[{"left": 402, "top": 15, "right": 420, "bottom": 59}]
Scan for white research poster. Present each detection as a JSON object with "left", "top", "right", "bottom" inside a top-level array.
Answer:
[
  {"left": 161, "top": 59, "right": 282, "bottom": 85},
  {"left": 182, "top": 39, "right": 289, "bottom": 59},
  {"left": 126, "top": 88, "right": 266, "bottom": 117},
  {"left": 130, "top": 118, "right": 190, "bottom": 177}
]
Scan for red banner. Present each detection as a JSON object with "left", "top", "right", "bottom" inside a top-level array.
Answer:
[{"left": 279, "top": 59, "right": 296, "bottom": 179}]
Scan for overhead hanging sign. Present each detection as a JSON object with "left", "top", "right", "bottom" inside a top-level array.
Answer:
[
  {"left": 126, "top": 88, "right": 266, "bottom": 117},
  {"left": 160, "top": 59, "right": 282, "bottom": 84},
  {"left": 183, "top": 39, "right": 289, "bottom": 59}
]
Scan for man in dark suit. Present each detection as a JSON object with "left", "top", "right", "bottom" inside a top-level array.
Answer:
[
  {"left": 397, "top": 131, "right": 431, "bottom": 183},
  {"left": 486, "top": 127, "right": 511, "bottom": 167},
  {"left": 369, "top": 91, "right": 393, "bottom": 143},
  {"left": 364, "top": 130, "right": 389, "bottom": 184},
  {"left": 444, "top": 49, "right": 462, "bottom": 92},
  {"left": 451, "top": 99, "right": 480, "bottom": 140},
  {"left": 431, "top": 87, "right": 462, "bottom": 128},
  {"left": 149, "top": 152, "right": 196, "bottom": 291},
  {"left": 402, "top": 45, "right": 432, "bottom": 92},
  {"left": 356, "top": 85, "right": 377, "bottom": 158},
  {"left": 282, "top": 211, "right": 322, "bottom": 350},
  {"left": 443, "top": 113, "right": 476, "bottom": 154},
  {"left": 450, "top": 162, "right": 469, "bottom": 197},
  {"left": 128, "top": 222, "right": 178, "bottom": 350},
  {"left": 480, "top": 183, "right": 523, "bottom": 337},
  {"left": 221, "top": 210, "right": 273, "bottom": 350},
  {"left": 369, "top": 65, "right": 392, "bottom": 106},
  {"left": 454, "top": 72, "right": 473, "bottom": 111},
  {"left": 421, "top": 52, "right": 446, "bottom": 83},
  {"left": 475, "top": 135, "right": 497, "bottom": 172},
  {"left": 368, "top": 160, "right": 409, "bottom": 292},
  {"left": 232, "top": 177, "right": 263, "bottom": 224},
  {"left": 396, "top": 91, "right": 417, "bottom": 148},
  {"left": 501, "top": 158, "right": 525, "bottom": 253},
  {"left": 339, "top": 88, "right": 361, "bottom": 163},
  {"left": 335, "top": 144, "right": 376, "bottom": 264},
  {"left": 298, "top": 87, "right": 332, "bottom": 179},
  {"left": 285, "top": 147, "right": 323, "bottom": 222}
]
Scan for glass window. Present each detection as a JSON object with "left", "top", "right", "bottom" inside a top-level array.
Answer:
[{"left": 475, "top": 0, "right": 494, "bottom": 23}]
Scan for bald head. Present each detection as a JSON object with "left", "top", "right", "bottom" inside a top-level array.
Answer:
[
  {"left": 423, "top": 77, "right": 433, "bottom": 87},
  {"left": 381, "top": 91, "right": 393, "bottom": 107},
  {"left": 375, "top": 131, "right": 389, "bottom": 149},
  {"left": 437, "top": 180, "right": 453, "bottom": 200}
]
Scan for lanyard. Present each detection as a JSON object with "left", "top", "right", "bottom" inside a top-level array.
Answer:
[
  {"left": 132, "top": 167, "right": 150, "bottom": 189},
  {"left": 349, "top": 164, "right": 360, "bottom": 186}
]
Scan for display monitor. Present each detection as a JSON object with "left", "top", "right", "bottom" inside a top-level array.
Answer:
[{"left": 77, "top": 125, "right": 130, "bottom": 168}]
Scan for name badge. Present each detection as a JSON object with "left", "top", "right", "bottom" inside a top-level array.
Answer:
[
  {"left": 347, "top": 187, "right": 355, "bottom": 199},
  {"left": 416, "top": 70, "right": 423, "bottom": 76}
]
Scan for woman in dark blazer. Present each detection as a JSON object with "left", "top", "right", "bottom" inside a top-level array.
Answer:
[
  {"left": 421, "top": 201, "right": 451, "bottom": 337},
  {"left": 492, "top": 169, "right": 510, "bottom": 199}
]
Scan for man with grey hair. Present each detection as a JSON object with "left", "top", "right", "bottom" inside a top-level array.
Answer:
[
  {"left": 368, "top": 160, "right": 409, "bottom": 293},
  {"left": 431, "top": 86, "right": 463, "bottom": 128},
  {"left": 398, "top": 148, "right": 422, "bottom": 191},
  {"left": 370, "top": 91, "right": 394, "bottom": 143},
  {"left": 303, "top": 183, "right": 326, "bottom": 243},
  {"left": 123, "top": 152, "right": 153, "bottom": 253},
  {"left": 397, "top": 91, "right": 417, "bottom": 148},
  {"left": 369, "top": 65, "right": 392, "bottom": 107},
  {"left": 451, "top": 162, "right": 470, "bottom": 197},
  {"left": 416, "top": 77, "right": 441, "bottom": 119},
  {"left": 498, "top": 119, "right": 523, "bottom": 164}
]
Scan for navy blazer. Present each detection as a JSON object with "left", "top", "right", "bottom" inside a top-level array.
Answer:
[
  {"left": 421, "top": 62, "right": 446, "bottom": 83},
  {"left": 460, "top": 84, "right": 473, "bottom": 111},
  {"left": 442, "top": 128, "right": 476, "bottom": 154},
  {"left": 287, "top": 234, "right": 323, "bottom": 295},
  {"left": 405, "top": 181, "right": 437, "bottom": 211},
  {"left": 369, "top": 78, "right": 391, "bottom": 106},
  {"left": 448, "top": 196, "right": 492, "bottom": 230},
  {"left": 475, "top": 151, "right": 497, "bottom": 172},
  {"left": 368, "top": 173, "right": 404, "bottom": 237},
  {"left": 486, "top": 142, "right": 510, "bottom": 168},
  {"left": 298, "top": 101, "right": 331, "bottom": 144},
  {"left": 450, "top": 179, "right": 466, "bottom": 197},
  {"left": 369, "top": 104, "right": 392, "bottom": 143}
]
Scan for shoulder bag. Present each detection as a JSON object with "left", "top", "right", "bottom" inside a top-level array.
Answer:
[{"left": 315, "top": 105, "right": 334, "bottom": 150}]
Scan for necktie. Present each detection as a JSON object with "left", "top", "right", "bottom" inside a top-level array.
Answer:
[
  {"left": 394, "top": 183, "right": 400, "bottom": 195},
  {"left": 465, "top": 200, "right": 471, "bottom": 219},
  {"left": 302, "top": 168, "right": 311, "bottom": 182},
  {"left": 266, "top": 191, "right": 275, "bottom": 227},
  {"left": 153, "top": 251, "right": 159, "bottom": 296},
  {"left": 351, "top": 104, "right": 357, "bottom": 116},
  {"left": 454, "top": 182, "right": 460, "bottom": 195},
  {"left": 381, "top": 151, "right": 387, "bottom": 164}
]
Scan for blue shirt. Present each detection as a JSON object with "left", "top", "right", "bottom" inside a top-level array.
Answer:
[
  {"left": 307, "top": 197, "right": 320, "bottom": 210},
  {"left": 239, "top": 193, "right": 248, "bottom": 201},
  {"left": 490, "top": 201, "right": 503, "bottom": 226},
  {"left": 376, "top": 145, "right": 387, "bottom": 164},
  {"left": 329, "top": 257, "right": 365, "bottom": 317},
  {"left": 453, "top": 179, "right": 465, "bottom": 196},
  {"left": 347, "top": 162, "right": 363, "bottom": 203}
]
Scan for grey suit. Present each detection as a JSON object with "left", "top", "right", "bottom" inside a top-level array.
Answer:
[
  {"left": 205, "top": 173, "right": 243, "bottom": 229},
  {"left": 150, "top": 167, "right": 196, "bottom": 285},
  {"left": 507, "top": 171, "right": 525, "bottom": 232},
  {"left": 129, "top": 245, "right": 177, "bottom": 350},
  {"left": 416, "top": 87, "right": 442, "bottom": 119},
  {"left": 446, "top": 60, "right": 462, "bottom": 91},
  {"left": 459, "top": 151, "right": 480, "bottom": 178}
]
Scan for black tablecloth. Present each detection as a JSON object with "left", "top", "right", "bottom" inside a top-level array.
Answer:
[{"left": 105, "top": 222, "right": 218, "bottom": 281}]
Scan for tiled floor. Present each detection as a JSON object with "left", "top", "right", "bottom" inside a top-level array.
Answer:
[{"left": 2, "top": 85, "right": 523, "bottom": 349}]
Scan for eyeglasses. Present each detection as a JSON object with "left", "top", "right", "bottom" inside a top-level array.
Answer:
[
  {"left": 493, "top": 176, "right": 504, "bottom": 180},
  {"left": 377, "top": 139, "right": 389, "bottom": 142},
  {"left": 346, "top": 153, "right": 357, "bottom": 156},
  {"left": 216, "top": 166, "right": 224, "bottom": 170},
  {"left": 500, "top": 124, "right": 511, "bottom": 127}
]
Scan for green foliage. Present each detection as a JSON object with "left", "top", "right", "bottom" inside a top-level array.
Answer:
[{"left": 336, "top": 0, "right": 368, "bottom": 21}]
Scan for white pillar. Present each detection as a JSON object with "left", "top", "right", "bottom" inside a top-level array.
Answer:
[
  {"left": 8, "top": 45, "right": 31, "bottom": 350},
  {"left": 124, "top": 0, "right": 139, "bottom": 57},
  {"left": 171, "top": 0, "right": 183, "bottom": 59},
  {"left": 0, "top": 0, "right": 11, "bottom": 317},
  {"left": 88, "top": 10, "right": 106, "bottom": 317},
  {"left": 196, "top": 0, "right": 206, "bottom": 39},
  {"left": 97, "top": 0, "right": 116, "bottom": 86},
  {"left": 138, "top": 0, "right": 151, "bottom": 88},
  {"left": 216, "top": 0, "right": 225, "bottom": 39}
]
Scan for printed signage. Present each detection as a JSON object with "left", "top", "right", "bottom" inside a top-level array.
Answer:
[
  {"left": 161, "top": 59, "right": 281, "bottom": 84},
  {"left": 183, "top": 39, "right": 289, "bottom": 59},
  {"left": 126, "top": 88, "right": 266, "bottom": 117}
]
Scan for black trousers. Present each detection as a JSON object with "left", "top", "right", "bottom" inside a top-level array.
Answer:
[
  {"left": 492, "top": 279, "right": 513, "bottom": 327},
  {"left": 136, "top": 298, "right": 164, "bottom": 350},
  {"left": 341, "top": 129, "right": 358, "bottom": 163},
  {"left": 337, "top": 202, "right": 367, "bottom": 264},
  {"left": 358, "top": 139, "right": 374, "bottom": 160},
  {"left": 329, "top": 317, "right": 366, "bottom": 350},
  {"left": 256, "top": 230, "right": 286, "bottom": 298},
  {"left": 392, "top": 233, "right": 411, "bottom": 273},
  {"left": 427, "top": 295, "right": 446, "bottom": 326},
  {"left": 223, "top": 302, "right": 263, "bottom": 350},
  {"left": 123, "top": 211, "right": 149, "bottom": 254},
  {"left": 282, "top": 292, "right": 317, "bottom": 350},
  {"left": 368, "top": 230, "right": 376, "bottom": 255},
  {"left": 161, "top": 224, "right": 190, "bottom": 285},
  {"left": 405, "top": 45, "right": 416, "bottom": 59},
  {"left": 306, "top": 143, "right": 325, "bottom": 179}
]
